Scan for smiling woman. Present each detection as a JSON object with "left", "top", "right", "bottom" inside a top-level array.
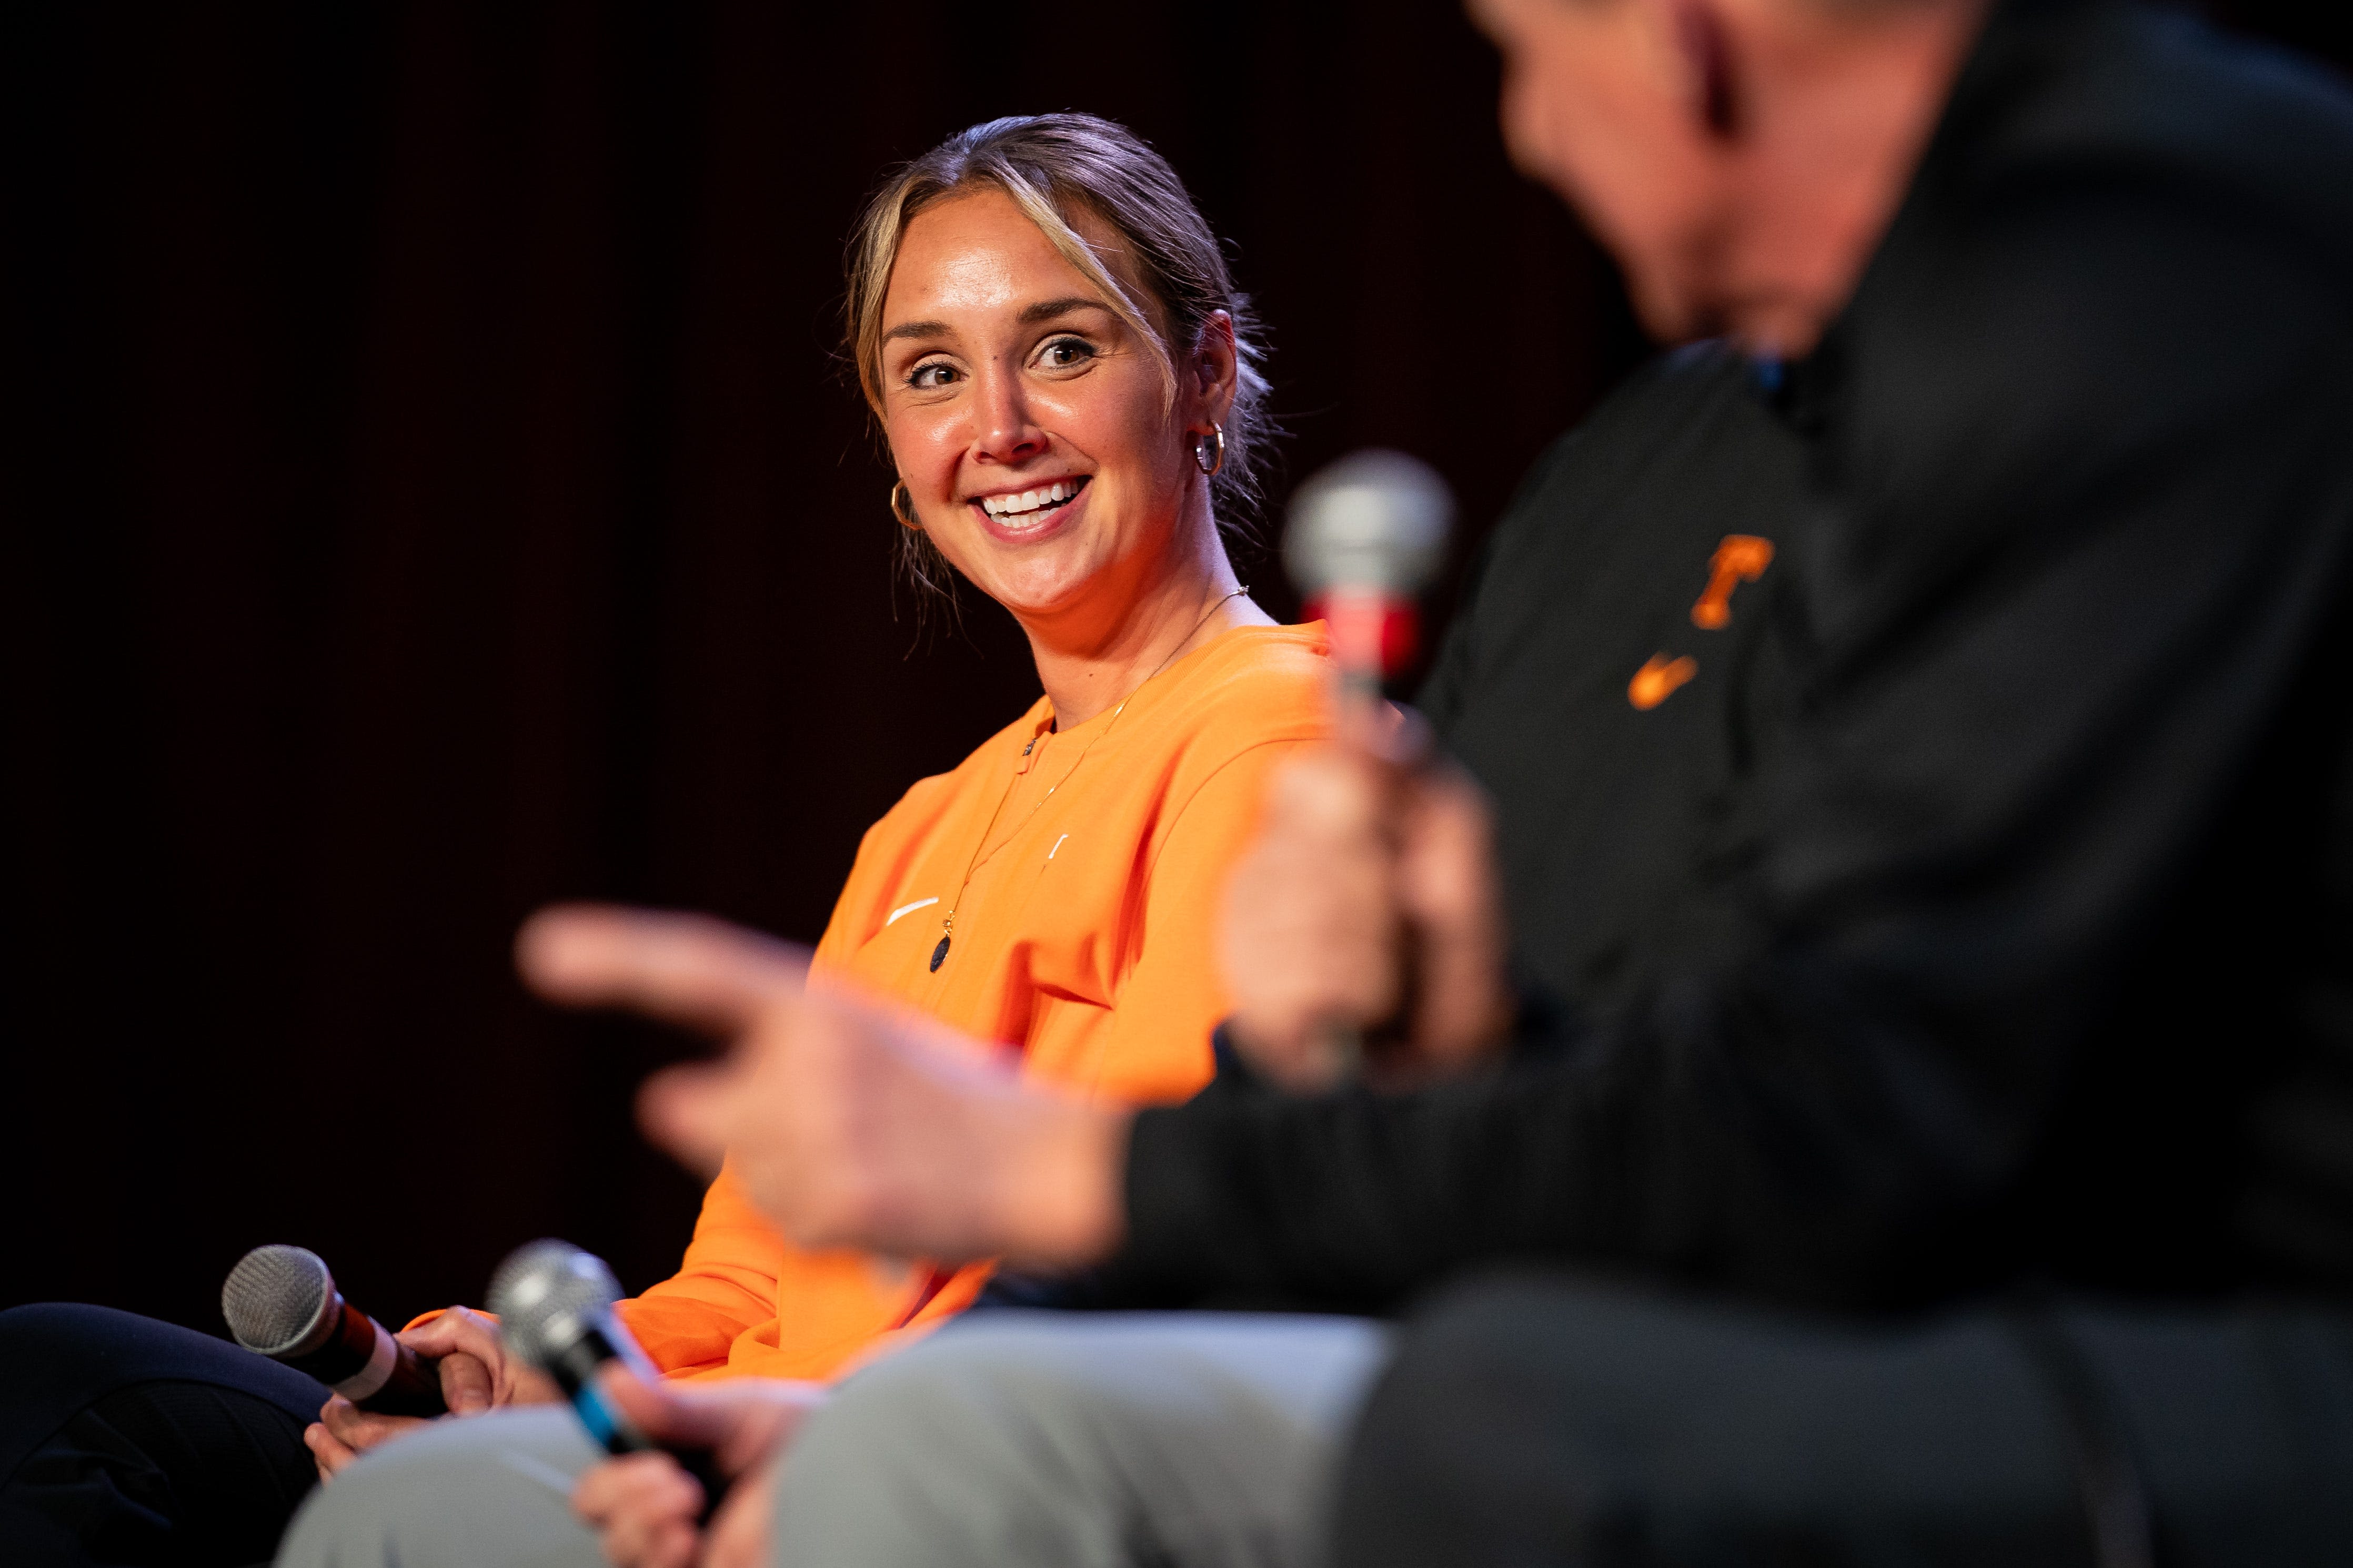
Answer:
[
  {"left": 849, "top": 115, "right": 1276, "bottom": 615},
  {"left": 0, "top": 114, "right": 1332, "bottom": 1568},
  {"left": 587, "top": 122, "right": 1334, "bottom": 1398}
]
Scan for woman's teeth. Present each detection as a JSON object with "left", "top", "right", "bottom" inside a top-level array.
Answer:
[{"left": 979, "top": 479, "right": 1083, "bottom": 519}]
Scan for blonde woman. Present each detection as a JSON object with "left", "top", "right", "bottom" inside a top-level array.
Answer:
[{"left": 245, "top": 114, "right": 1332, "bottom": 1567}]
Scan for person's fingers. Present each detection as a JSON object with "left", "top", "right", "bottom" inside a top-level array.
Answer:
[
  {"left": 398, "top": 1308, "right": 522, "bottom": 1413},
  {"left": 1327, "top": 693, "right": 1434, "bottom": 765},
  {"left": 583, "top": 1456, "right": 702, "bottom": 1568},
  {"left": 1221, "top": 750, "right": 1409, "bottom": 1084},
  {"left": 1396, "top": 766, "right": 1513, "bottom": 1072},
  {"left": 596, "top": 1365, "right": 725, "bottom": 1450},
  {"left": 508, "top": 1359, "right": 565, "bottom": 1407},
  {"left": 573, "top": 1453, "right": 703, "bottom": 1568},
  {"left": 713, "top": 1384, "right": 827, "bottom": 1475},
  {"left": 700, "top": 1458, "right": 775, "bottom": 1568},
  {"left": 320, "top": 1393, "right": 427, "bottom": 1453},
  {"left": 304, "top": 1420, "right": 358, "bottom": 1480},
  {"left": 1264, "top": 745, "right": 1389, "bottom": 843},
  {"left": 605, "top": 1518, "right": 697, "bottom": 1568},
  {"left": 398, "top": 1304, "right": 497, "bottom": 1358},
  {"left": 317, "top": 1393, "right": 365, "bottom": 1443},
  {"left": 1397, "top": 766, "right": 1495, "bottom": 922},
  {"left": 400, "top": 1306, "right": 506, "bottom": 1377},
  {"left": 635, "top": 1061, "right": 737, "bottom": 1178},
  {"left": 438, "top": 1350, "right": 495, "bottom": 1415},
  {"left": 572, "top": 1452, "right": 653, "bottom": 1521},
  {"left": 596, "top": 1365, "right": 825, "bottom": 1474},
  {"left": 517, "top": 905, "right": 809, "bottom": 1037},
  {"left": 433, "top": 1306, "right": 563, "bottom": 1407}
]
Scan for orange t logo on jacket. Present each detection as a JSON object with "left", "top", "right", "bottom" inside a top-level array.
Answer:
[{"left": 1691, "top": 534, "right": 1775, "bottom": 629}]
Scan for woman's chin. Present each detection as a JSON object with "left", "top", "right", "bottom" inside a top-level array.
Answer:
[{"left": 975, "top": 559, "right": 1103, "bottom": 621}]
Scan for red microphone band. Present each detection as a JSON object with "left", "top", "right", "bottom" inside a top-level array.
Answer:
[{"left": 1308, "top": 589, "right": 1420, "bottom": 689}]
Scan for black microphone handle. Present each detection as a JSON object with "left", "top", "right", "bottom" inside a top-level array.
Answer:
[
  {"left": 361, "top": 1333, "right": 448, "bottom": 1417},
  {"left": 277, "top": 1296, "right": 448, "bottom": 1418},
  {"left": 542, "top": 1320, "right": 730, "bottom": 1520}
]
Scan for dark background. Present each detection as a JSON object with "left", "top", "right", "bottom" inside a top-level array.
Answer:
[{"left": 6, "top": 2, "right": 2346, "bottom": 1335}]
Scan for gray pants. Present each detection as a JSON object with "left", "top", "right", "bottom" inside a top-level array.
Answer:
[
  {"left": 275, "top": 1403, "right": 608, "bottom": 1567},
  {"left": 273, "top": 1312, "right": 1394, "bottom": 1568},
  {"left": 775, "top": 1312, "right": 1392, "bottom": 1568}
]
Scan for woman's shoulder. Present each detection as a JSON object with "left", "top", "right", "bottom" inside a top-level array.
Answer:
[
  {"left": 1142, "top": 622, "right": 1332, "bottom": 761},
  {"left": 1179, "top": 622, "right": 1328, "bottom": 712},
  {"left": 818, "top": 696, "right": 1052, "bottom": 957},
  {"left": 867, "top": 697, "right": 1054, "bottom": 832}
]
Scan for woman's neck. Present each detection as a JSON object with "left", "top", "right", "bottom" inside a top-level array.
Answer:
[{"left": 1019, "top": 518, "right": 1272, "bottom": 729}]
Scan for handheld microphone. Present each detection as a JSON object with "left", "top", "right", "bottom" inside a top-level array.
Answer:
[
  {"left": 1282, "top": 452, "right": 1456, "bottom": 1081},
  {"left": 222, "top": 1245, "right": 448, "bottom": 1417},
  {"left": 488, "top": 1239, "right": 729, "bottom": 1511},
  {"left": 1284, "top": 449, "right": 1453, "bottom": 701}
]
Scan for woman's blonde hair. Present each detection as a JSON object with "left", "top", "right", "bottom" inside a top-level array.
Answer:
[{"left": 845, "top": 114, "right": 1275, "bottom": 600}]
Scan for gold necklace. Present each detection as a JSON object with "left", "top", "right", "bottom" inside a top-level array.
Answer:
[{"left": 930, "top": 586, "right": 1249, "bottom": 973}]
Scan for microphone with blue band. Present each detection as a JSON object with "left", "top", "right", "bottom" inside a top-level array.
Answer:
[{"left": 488, "top": 1238, "right": 729, "bottom": 1513}]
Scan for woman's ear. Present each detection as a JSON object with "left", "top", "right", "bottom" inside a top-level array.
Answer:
[{"left": 1191, "top": 309, "right": 1240, "bottom": 426}]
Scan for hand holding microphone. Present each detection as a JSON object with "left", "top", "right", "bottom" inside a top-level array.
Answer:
[
  {"left": 488, "top": 1241, "right": 733, "bottom": 1501},
  {"left": 223, "top": 1245, "right": 448, "bottom": 1416},
  {"left": 222, "top": 1243, "right": 560, "bottom": 1480},
  {"left": 491, "top": 1239, "right": 823, "bottom": 1568},
  {"left": 1220, "top": 450, "right": 1513, "bottom": 1090}
]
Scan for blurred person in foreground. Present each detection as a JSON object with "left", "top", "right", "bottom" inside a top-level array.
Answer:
[
  {"left": 300, "top": 0, "right": 2353, "bottom": 1565},
  {"left": 0, "top": 114, "right": 1331, "bottom": 1568}
]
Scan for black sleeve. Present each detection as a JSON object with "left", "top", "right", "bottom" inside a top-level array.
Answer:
[{"left": 1115, "top": 179, "right": 2353, "bottom": 1312}]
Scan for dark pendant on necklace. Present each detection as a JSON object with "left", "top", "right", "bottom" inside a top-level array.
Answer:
[{"left": 930, "top": 935, "right": 950, "bottom": 973}]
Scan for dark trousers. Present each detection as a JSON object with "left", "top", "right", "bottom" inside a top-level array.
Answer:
[
  {"left": 0, "top": 1303, "right": 326, "bottom": 1567},
  {"left": 1332, "top": 1276, "right": 2353, "bottom": 1568}
]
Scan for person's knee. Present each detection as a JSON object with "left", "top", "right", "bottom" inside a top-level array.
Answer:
[
  {"left": 0, "top": 1300, "right": 330, "bottom": 1427},
  {"left": 791, "top": 1320, "right": 1089, "bottom": 1484},
  {"left": 1335, "top": 1276, "right": 2086, "bottom": 1567},
  {"left": 802, "top": 1313, "right": 1375, "bottom": 1479},
  {"left": 0, "top": 1302, "right": 146, "bottom": 1367},
  {"left": 278, "top": 1407, "right": 601, "bottom": 1568},
  {"left": 781, "top": 1317, "right": 1270, "bottom": 1567},
  {"left": 775, "top": 1326, "right": 1120, "bottom": 1568},
  {"left": 783, "top": 1314, "right": 1392, "bottom": 1568},
  {"left": 1333, "top": 1273, "right": 1651, "bottom": 1564}
]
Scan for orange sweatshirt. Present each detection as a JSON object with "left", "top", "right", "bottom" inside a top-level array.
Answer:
[{"left": 612, "top": 623, "right": 1329, "bottom": 1381}]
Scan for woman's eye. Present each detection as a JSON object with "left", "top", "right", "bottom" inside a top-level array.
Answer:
[
  {"left": 908, "top": 361, "right": 960, "bottom": 390},
  {"left": 1037, "top": 337, "right": 1097, "bottom": 370}
]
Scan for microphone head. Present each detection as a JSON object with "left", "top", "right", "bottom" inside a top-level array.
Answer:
[
  {"left": 1283, "top": 449, "right": 1453, "bottom": 600},
  {"left": 487, "top": 1238, "right": 622, "bottom": 1370},
  {"left": 223, "top": 1244, "right": 337, "bottom": 1357}
]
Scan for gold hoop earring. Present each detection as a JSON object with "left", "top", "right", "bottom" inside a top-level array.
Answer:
[
  {"left": 890, "top": 479, "right": 919, "bottom": 529},
  {"left": 1194, "top": 422, "right": 1226, "bottom": 479}
]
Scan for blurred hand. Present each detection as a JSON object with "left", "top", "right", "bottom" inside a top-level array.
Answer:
[
  {"left": 302, "top": 1305, "right": 562, "bottom": 1481},
  {"left": 571, "top": 1369, "right": 824, "bottom": 1568},
  {"left": 1219, "top": 707, "right": 1511, "bottom": 1092},
  {"left": 516, "top": 906, "right": 1129, "bottom": 1270}
]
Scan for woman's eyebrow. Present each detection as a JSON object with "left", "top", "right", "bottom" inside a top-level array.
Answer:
[
  {"left": 1017, "top": 296, "right": 1114, "bottom": 326},
  {"left": 881, "top": 297, "right": 1112, "bottom": 348}
]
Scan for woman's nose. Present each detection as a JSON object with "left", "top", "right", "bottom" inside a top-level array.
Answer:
[{"left": 970, "top": 369, "right": 1047, "bottom": 466}]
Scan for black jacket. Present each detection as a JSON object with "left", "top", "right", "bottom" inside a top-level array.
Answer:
[{"left": 1115, "top": 0, "right": 2353, "bottom": 1313}]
